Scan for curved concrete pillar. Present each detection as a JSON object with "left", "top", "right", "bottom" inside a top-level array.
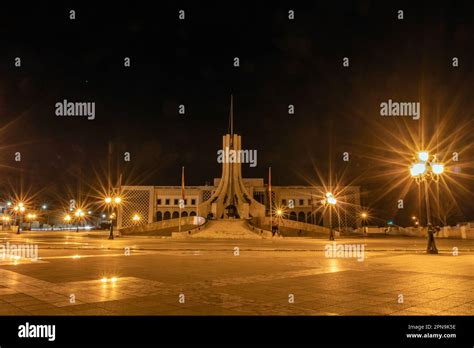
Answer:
[{"left": 198, "top": 133, "right": 265, "bottom": 219}]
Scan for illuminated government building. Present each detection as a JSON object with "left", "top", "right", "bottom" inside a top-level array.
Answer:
[{"left": 117, "top": 99, "right": 361, "bottom": 233}]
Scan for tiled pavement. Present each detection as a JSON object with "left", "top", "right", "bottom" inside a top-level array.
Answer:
[{"left": 0, "top": 231, "right": 473, "bottom": 315}]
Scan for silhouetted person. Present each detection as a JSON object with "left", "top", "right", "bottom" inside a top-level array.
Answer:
[
  {"left": 272, "top": 225, "right": 279, "bottom": 237},
  {"left": 426, "top": 223, "right": 439, "bottom": 254}
]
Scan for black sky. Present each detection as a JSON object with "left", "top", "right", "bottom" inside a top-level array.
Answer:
[{"left": 0, "top": 1, "right": 473, "bottom": 224}]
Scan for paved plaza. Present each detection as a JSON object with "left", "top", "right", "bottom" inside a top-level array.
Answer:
[{"left": 0, "top": 230, "right": 473, "bottom": 316}]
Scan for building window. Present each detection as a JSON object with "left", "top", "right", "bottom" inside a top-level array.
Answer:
[
  {"left": 308, "top": 199, "right": 312, "bottom": 205},
  {"left": 282, "top": 199, "right": 287, "bottom": 206},
  {"left": 165, "top": 199, "right": 170, "bottom": 205},
  {"left": 157, "top": 199, "right": 162, "bottom": 205},
  {"left": 299, "top": 199, "right": 304, "bottom": 206},
  {"left": 298, "top": 212, "right": 305, "bottom": 222},
  {"left": 174, "top": 199, "right": 179, "bottom": 205},
  {"left": 191, "top": 199, "right": 196, "bottom": 205},
  {"left": 202, "top": 190, "right": 212, "bottom": 202},
  {"left": 184, "top": 199, "right": 187, "bottom": 205}
]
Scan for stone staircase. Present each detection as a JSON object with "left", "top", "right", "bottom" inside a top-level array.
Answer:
[{"left": 191, "top": 219, "right": 262, "bottom": 239}]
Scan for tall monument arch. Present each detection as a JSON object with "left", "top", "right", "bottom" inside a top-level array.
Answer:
[{"left": 197, "top": 96, "right": 266, "bottom": 220}]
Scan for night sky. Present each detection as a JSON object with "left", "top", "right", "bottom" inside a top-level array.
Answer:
[{"left": 0, "top": 1, "right": 473, "bottom": 224}]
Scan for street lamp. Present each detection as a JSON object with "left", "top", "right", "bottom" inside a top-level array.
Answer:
[
  {"left": 41, "top": 204, "right": 51, "bottom": 225},
  {"left": 74, "top": 209, "right": 85, "bottom": 232},
  {"left": 270, "top": 205, "right": 287, "bottom": 236},
  {"left": 417, "top": 151, "right": 429, "bottom": 162},
  {"left": 104, "top": 195, "right": 122, "bottom": 240},
  {"left": 272, "top": 208, "right": 285, "bottom": 236},
  {"left": 1, "top": 216, "right": 10, "bottom": 231},
  {"left": 360, "top": 211, "right": 369, "bottom": 234},
  {"left": 409, "top": 151, "right": 445, "bottom": 254},
  {"left": 13, "top": 202, "right": 26, "bottom": 234},
  {"left": 322, "top": 192, "right": 337, "bottom": 241},
  {"left": 26, "top": 213, "right": 37, "bottom": 231},
  {"left": 132, "top": 213, "right": 141, "bottom": 225},
  {"left": 64, "top": 214, "right": 72, "bottom": 230}
]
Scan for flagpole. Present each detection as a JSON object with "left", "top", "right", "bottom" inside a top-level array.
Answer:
[
  {"left": 269, "top": 167, "right": 272, "bottom": 231},
  {"left": 179, "top": 166, "right": 184, "bottom": 233}
]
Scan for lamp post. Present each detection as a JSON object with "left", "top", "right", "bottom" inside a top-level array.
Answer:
[
  {"left": 276, "top": 209, "right": 283, "bottom": 218},
  {"left": 41, "top": 204, "right": 50, "bottom": 226},
  {"left": 1, "top": 216, "right": 10, "bottom": 231},
  {"left": 274, "top": 208, "right": 283, "bottom": 236},
  {"left": 132, "top": 213, "right": 141, "bottom": 225},
  {"left": 13, "top": 202, "right": 26, "bottom": 234},
  {"left": 74, "top": 209, "right": 85, "bottom": 232},
  {"left": 360, "top": 211, "right": 368, "bottom": 235},
  {"left": 64, "top": 214, "right": 72, "bottom": 230},
  {"left": 322, "top": 192, "right": 337, "bottom": 241},
  {"left": 409, "top": 151, "right": 444, "bottom": 254},
  {"left": 26, "top": 213, "right": 37, "bottom": 231},
  {"left": 105, "top": 196, "right": 121, "bottom": 240}
]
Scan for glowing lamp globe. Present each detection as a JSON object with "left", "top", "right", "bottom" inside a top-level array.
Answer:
[
  {"left": 431, "top": 163, "right": 444, "bottom": 175},
  {"left": 417, "top": 151, "right": 429, "bottom": 162},
  {"left": 410, "top": 162, "right": 426, "bottom": 177}
]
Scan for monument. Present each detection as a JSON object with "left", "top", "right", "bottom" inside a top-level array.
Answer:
[
  {"left": 197, "top": 96, "right": 266, "bottom": 221},
  {"left": 117, "top": 97, "right": 361, "bottom": 234}
]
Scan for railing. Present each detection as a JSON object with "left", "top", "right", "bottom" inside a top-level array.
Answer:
[
  {"left": 120, "top": 216, "right": 206, "bottom": 235},
  {"left": 246, "top": 218, "right": 273, "bottom": 238},
  {"left": 250, "top": 216, "right": 332, "bottom": 237},
  {"left": 172, "top": 218, "right": 210, "bottom": 237}
]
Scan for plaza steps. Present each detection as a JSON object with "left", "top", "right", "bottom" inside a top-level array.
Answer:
[{"left": 187, "top": 219, "right": 267, "bottom": 239}]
